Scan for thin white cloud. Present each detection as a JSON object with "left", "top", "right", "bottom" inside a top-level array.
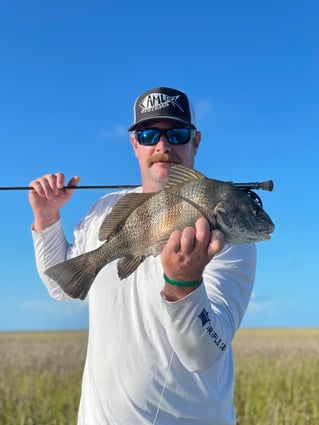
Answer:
[
  {"left": 194, "top": 99, "right": 215, "bottom": 122},
  {"left": 19, "top": 299, "right": 88, "bottom": 319},
  {"left": 0, "top": 299, "right": 89, "bottom": 331},
  {"left": 98, "top": 125, "right": 128, "bottom": 141},
  {"left": 246, "top": 292, "right": 278, "bottom": 316}
]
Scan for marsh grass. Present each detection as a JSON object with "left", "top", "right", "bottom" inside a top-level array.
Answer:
[
  {"left": 0, "top": 331, "right": 87, "bottom": 425},
  {"left": 0, "top": 328, "right": 318, "bottom": 424},
  {"left": 233, "top": 328, "right": 319, "bottom": 425}
]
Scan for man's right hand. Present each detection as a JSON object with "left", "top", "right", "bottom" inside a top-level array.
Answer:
[{"left": 29, "top": 173, "right": 80, "bottom": 231}]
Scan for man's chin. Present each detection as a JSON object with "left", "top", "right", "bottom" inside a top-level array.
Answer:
[
  {"left": 148, "top": 162, "right": 171, "bottom": 182},
  {"left": 150, "top": 162, "right": 179, "bottom": 179}
]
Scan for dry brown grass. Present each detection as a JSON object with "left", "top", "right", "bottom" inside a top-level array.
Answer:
[
  {"left": 0, "top": 331, "right": 87, "bottom": 425},
  {"left": 233, "top": 328, "right": 319, "bottom": 425},
  {"left": 0, "top": 328, "right": 318, "bottom": 424}
]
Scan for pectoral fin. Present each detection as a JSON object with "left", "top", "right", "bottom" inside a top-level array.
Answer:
[{"left": 117, "top": 256, "right": 145, "bottom": 279}]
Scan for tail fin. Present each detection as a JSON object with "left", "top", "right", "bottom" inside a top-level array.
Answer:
[{"left": 44, "top": 251, "right": 102, "bottom": 300}]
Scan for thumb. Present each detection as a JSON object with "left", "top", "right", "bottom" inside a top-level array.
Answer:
[
  {"left": 63, "top": 176, "right": 80, "bottom": 198},
  {"left": 207, "top": 230, "right": 225, "bottom": 258},
  {"left": 68, "top": 176, "right": 80, "bottom": 187}
]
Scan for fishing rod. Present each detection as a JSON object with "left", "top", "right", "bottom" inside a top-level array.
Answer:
[
  {"left": 0, "top": 180, "right": 274, "bottom": 192},
  {"left": 0, "top": 184, "right": 138, "bottom": 191}
]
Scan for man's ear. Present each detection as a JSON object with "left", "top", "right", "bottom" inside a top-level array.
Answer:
[
  {"left": 193, "top": 131, "right": 201, "bottom": 151},
  {"left": 130, "top": 133, "right": 139, "bottom": 157}
]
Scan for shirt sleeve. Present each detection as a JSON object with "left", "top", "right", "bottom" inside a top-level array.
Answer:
[
  {"left": 161, "top": 243, "right": 256, "bottom": 372},
  {"left": 32, "top": 220, "right": 72, "bottom": 300}
]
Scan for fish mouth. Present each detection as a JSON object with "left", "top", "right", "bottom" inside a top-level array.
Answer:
[
  {"left": 258, "top": 228, "right": 275, "bottom": 241},
  {"left": 241, "top": 229, "right": 273, "bottom": 243}
]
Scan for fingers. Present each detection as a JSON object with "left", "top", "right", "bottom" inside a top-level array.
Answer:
[
  {"left": 168, "top": 227, "right": 196, "bottom": 254},
  {"left": 194, "top": 217, "right": 225, "bottom": 257},
  {"left": 30, "top": 173, "right": 64, "bottom": 199},
  {"left": 161, "top": 218, "right": 225, "bottom": 286},
  {"left": 30, "top": 173, "right": 80, "bottom": 200},
  {"left": 181, "top": 227, "right": 196, "bottom": 254},
  {"left": 165, "top": 218, "right": 225, "bottom": 260}
]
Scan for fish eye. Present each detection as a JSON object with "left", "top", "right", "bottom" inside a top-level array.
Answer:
[{"left": 251, "top": 207, "right": 260, "bottom": 217}]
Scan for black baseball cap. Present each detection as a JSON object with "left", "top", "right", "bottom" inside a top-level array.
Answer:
[{"left": 128, "top": 87, "right": 197, "bottom": 131}]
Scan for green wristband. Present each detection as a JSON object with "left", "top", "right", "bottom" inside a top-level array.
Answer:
[{"left": 163, "top": 273, "right": 203, "bottom": 287}]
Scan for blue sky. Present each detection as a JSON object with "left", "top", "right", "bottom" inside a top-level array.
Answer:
[{"left": 0, "top": 0, "right": 318, "bottom": 331}]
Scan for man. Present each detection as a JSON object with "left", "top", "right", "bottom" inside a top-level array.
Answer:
[{"left": 29, "top": 87, "right": 256, "bottom": 424}]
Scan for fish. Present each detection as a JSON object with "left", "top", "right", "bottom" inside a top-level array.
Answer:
[{"left": 44, "top": 165, "right": 274, "bottom": 300}]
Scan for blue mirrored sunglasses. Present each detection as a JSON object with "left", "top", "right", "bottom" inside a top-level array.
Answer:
[{"left": 134, "top": 128, "right": 197, "bottom": 146}]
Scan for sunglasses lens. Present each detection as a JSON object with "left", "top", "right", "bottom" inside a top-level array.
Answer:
[
  {"left": 136, "top": 129, "right": 160, "bottom": 145},
  {"left": 167, "top": 129, "right": 190, "bottom": 144},
  {"left": 135, "top": 128, "right": 193, "bottom": 146}
]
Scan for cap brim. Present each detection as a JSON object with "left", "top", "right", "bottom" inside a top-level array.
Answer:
[{"left": 128, "top": 117, "right": 196, "bottom": 132}]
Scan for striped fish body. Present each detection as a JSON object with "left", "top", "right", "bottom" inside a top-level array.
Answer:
[{"left": 45, "top": 165, "right": 274, "bottom": 299}]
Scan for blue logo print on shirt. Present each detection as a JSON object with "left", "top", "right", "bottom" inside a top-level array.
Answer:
[{"left": 198, "top": 308, "right": 227, "bottom": 351}]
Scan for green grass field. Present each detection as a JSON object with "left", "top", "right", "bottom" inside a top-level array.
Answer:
[{"left": 0, "top": 328, "right": 318, "bottom": 425}]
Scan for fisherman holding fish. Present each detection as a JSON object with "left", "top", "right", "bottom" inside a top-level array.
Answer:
[{"left": 29, "top": 87, "right": 274, "bottom": 424}]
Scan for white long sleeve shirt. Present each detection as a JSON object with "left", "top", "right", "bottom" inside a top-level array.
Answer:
[{"left": 32, "top": 189, "right": 256, "bottom": 425}]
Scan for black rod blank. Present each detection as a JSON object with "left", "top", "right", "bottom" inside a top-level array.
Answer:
[
  {"left": 0, "top": 180, "right": 274, "bottom": 192},
  {"left": 0, "top": 185, "right": 137, "bottom": 191}
]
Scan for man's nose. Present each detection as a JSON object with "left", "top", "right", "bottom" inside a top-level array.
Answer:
[{"left": 155, "top": 134, "right": 171, "bottom": 151}]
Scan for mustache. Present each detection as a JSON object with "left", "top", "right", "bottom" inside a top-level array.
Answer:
[{"left": 147, "top": 152, "right": 182, "bottom": 167}]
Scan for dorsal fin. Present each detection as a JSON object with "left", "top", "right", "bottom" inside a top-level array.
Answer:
[
  {"left": 99, "top": 192, "right": 154, "bottom": 241},
  {"left": 165, "top": 164, "right": 207, "bottom": 189}
]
